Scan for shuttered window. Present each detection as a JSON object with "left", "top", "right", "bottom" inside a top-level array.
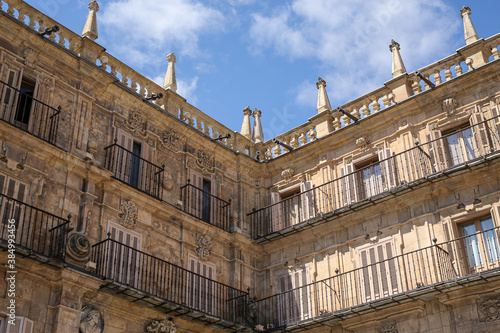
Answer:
[
  {"left": 5, "top": 316, "right": 34, "bottom": 333},
  {"left": 277, "top": 267, "right": 312, "bottom": 325},
  {"left": 186, "top": 255, "right": 217, "bottom": 315}
]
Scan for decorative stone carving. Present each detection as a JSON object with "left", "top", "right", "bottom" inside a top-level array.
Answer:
[
  {"left": 356, "top": 136, "right": 370, "bottom": 150},
  {"left": 281, "top": 168, "right": 295, "bottom": 181},
  {"left": 196, "top": 149, "right": 214, "bottom": 173},
  {"left": 146, "top": 318, "right": 176, "bottom": 333},
  {"left": 196, "top": 235, "right": 213, "bottom": 261},
  {"left": 160, "top": 129, "right": 180, "bottom": 152},
  {"left": 442, "top": 98, "right": 458, "bottom": 116},
  {"left": 22, "top": 47, "right": 38, "bottom": 67},
  {"left": 308, "top": 128, "right": 317, "bottom": 141},
  {"left": 377, "top": 324, "right": 398, "bottom": 333},
  {"left": 66, "top": 232, "right": 91, "bottom": 262},
  {"left": 87, "top": 140, "right": 98, "bottom": 155},
  {"left": 480, "top": 299, "right": 500, "bottom": 321},
  {"left": 79, "top": 307, "right": 104, "bottom": 333},
  {"left": 0, "top": 141, "right": 7, "bottom": 162},
  {"left": 17, "top": 152, "right": 27, "bottom": 170},
  {"left": 126, "top": 109, "right": 146, "bottom": 136},
  {"left": 118, "top": 201, "right": 138, "bottom": 228}
]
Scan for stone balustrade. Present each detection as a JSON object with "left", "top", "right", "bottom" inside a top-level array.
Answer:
[{"left": 1, "top": 0, "right": 243, "bottom": 149}]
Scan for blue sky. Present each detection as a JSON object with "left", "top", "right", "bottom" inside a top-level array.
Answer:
[{"left": 23, "top": 0, "right": 500, "bottom": 140}]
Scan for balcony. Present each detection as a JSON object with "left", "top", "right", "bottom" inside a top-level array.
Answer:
[
  {"left": 90, "top": 238, "right": 249, "bottom": 327},
  {"left": 104, "top": 142, "right": 164, "bottom": 200},
  {"left": 0, "top": 80, "right": 61, "bottom": 146},
  {"left": 0, "top": 192, "right": 70, "bottom": 260},
  {"left": 249, "top": 114, "right": 500, "bottom": 239},
  {"left": 254, "top": 226, "right": 500, "bottom": 331},
  {"left": 180, "top": 181, "right": 232, "bottom": 232}
]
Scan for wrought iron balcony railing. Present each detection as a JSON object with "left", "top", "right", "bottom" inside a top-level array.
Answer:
[
  {"left": 249, "top": 114, "right": 500, "bottom": 239},
  {"left": 254, "top": 225, "right": 500, "bottom": 330},
  {"left": 91, "top": 238, "right": 249, "bottom": 325},
  {"left": 104, "top": 142, "right": 164, "bottom": 200},
  {"left": 0, "top": 192, "right": 71, "bottom": 260},
  {"left": 0, "top": 80, "right": 61, "bottom": 146},
  {"left": 180, "top": 181, "right": 231, "bottom": 232}
]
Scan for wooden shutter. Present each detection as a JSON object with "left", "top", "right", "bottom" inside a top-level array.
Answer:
[
  {"left": 189, "top": 169, "right": 204, "bottom": 219},
  {"left": 0, "top": 173, "right": 29, "bottom": 241},
  {"left": 378, "top": 148, "right": 397, "bottom": 191},
  {"left": 470, "top": 112, "right": 490, "bottom": 155},
  {"left": 340, "top": 163, "right": 357, "bottom": 205},
  {"left": 116, "top": 129, "right": 135, "bottom": 183},
  {"left": 6, "top": 316, "right": 34, "bottom": 333},
  {"left": 271, "top": 192, "right": 282, "bottom": 232},
  {"left": 1, "top": 69, "right": 21, "bottom": 122},
  {"left": 300, "top": 181, "right": 315, "bottom": 221},
  {"left": 187, "top": 255, "right": 217, "bottom": 315},
  {"left": 429, "top": 129, "right": 447, "bottom": 171}
]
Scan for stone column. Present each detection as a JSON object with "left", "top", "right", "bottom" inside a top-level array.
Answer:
[
  {"left": 82, "top": 1, "right": 99, "bottom": 41},
  {"left": 252, "top": 108, "right": 264, "bottom": 143},
  {"left": 163, "top": 52, "right": 177, "bottom": 92},
  {"left": 240, "top": 106, "right": 252, "bottom": 140},
  {"left": 390, "top": 40, "right": 406, "bottom": 77},
  {"left": 460, "top": 6, "right": 479, "bottom": 45}
]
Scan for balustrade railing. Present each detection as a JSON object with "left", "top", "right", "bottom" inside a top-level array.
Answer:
[
  {"left": 250, "top": 114, "right": 500, "bottom": 239},
  {"left": 104, "top": 142, "right": 164, "bottom": 200},
  {"left": 0, "top": 80, "right": 61, "bottom": 146},
  {"left": 0, "top": 192, "right": 70, "bottom": 260},
  {"left": 180, "top": 182, "right": 231, "bottom": 232},
  {"left": 91, "top": 238, "right": 249, "bottom": 324},
  {"left": 254, "top": 225, "right": 500, "bottom": 330}
]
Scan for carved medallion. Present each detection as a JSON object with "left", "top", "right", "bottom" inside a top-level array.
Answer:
[
  {"left": 196, "top": 149, "right": 214, "bottom": 173},
  {"left": 67, "top": 232, "right": 91, "bottom": 262},
  {"left": 480, "top": 299, "right": 500, "bottom": 322},
  {"left": 196, "top": 235, "right": 213, "bottom": 261},
  {"left": 146, "top": 318, "right": 176, "bottom": 333},
  {"left": 377, "top": 324, "right": 398, "bottom": 333},
  {"left": 281, "top": 168, "right": 295, "bottom": 181},
  {"left": 119, "top": 201, "right": 138, "bottom": 228},
  {"left": 160, "top": 129, "right": 180, "bottom": 152},
  {"left": 356, "top": 136, "right": 370, "bottom": 150},
  {"left": 79, "top": 307, "right": 104, "bottom": 333},
  {"left": 442, "top": 98, "right": 458, "bottom": 116},
  {"left": 126, "top": 109, "right": 146, "bottom": 136}
]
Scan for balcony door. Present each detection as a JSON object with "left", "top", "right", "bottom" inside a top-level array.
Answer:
[
  {"left": 460, "top": 216, "right": 500, "bottom": 273},
  {"left": 277, "top": 267, "right": 312, "bottom": 326},
  {"left": 116, "top": 129, "right": 147, "bottom": 189},
  {"left": 106, "top": 221, "right": 143, "bottom": 288},
  {"left": 0, "top": 172, "right": 28, "bottom": 244},
  {"left": 186, "top": 255, "right": 217, "bottom": 316},
  {"left": 188, "top": 170, "right": 220, "bottom": 224},
  {"left": 358, "top": 239, "right": 401, "bottom": 303}
]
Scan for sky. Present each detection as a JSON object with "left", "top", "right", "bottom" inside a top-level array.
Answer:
[{"left": 21, "top": 0, "right": 500, "bottom": 140}]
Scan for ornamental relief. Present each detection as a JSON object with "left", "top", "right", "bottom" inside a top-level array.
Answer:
[
  {"left": 377, "top": 324, "right": 398, "bottom": 333},
  {"left": 196, "top": 235, "right": 213, "bottom": 261},
  {"left": 480, "top": 299, "right": 500, "bottom": 322},
  {"left": 196, "top": 149, "right": 214, "bottom": 173},
  {"left": 119, "top": 200, "right": 138, "bottom": 228},
  {"left": 356, "top": 136, "right": 370, "bottom": 151},
  {"left": 126, "top": 109, "right": 147, "bottom": 136},
  {"left": 160, "top": 128, "right": 181, "bottom": 152},
  {"left": 146, "top": 318, "right": 176, "bottom": 333}
]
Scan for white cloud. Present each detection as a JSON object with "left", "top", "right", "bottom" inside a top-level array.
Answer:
[
  {"left": 178, "top": 76, "right": 199, "bottom": 105},
  {"left": 249, "top": 0, "right": 461, "bottom": 106},
  {"left": 100, "top": 0, "right": 225, "bottom": 60}
]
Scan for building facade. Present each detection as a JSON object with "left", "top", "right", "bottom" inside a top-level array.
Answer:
[{"left": 0, "top": 1, "right": 499, "bottom": 332}]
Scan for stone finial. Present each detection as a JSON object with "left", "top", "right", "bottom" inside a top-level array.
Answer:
[
  {"left": 240, "top": 106, "right": 252, "bottom": 140},
  {"left": 82, "top": 1, "right": 99, "bottom": 41},
  {"left": 163, "top": 52, "right": 177, "bottom": 92},
  {"left": 389, "top": 39, "right": 406, "bottom": 77},
  {"left": 460, "top": 6, "right": 479, "bottom": 45},
  {"left": 252, "top": 108, "right": 264, "bottom": 143},
  {"left": 316, "top": 77, "right": 331, "bottom": 113}
]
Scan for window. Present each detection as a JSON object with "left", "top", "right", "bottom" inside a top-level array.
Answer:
[
  {"left": 106, "top": 221, "right": 143, "bottom": 287},
  {"left": 340, "top": 149, "right": 397, "bottom": 205},
  {"left": 358, "top": 239, "right": 401, "bottom": 302},
  {"left": 115, "top": 129, "right": 146, "bottom": 188},
  {"left": 277, "top": 267, "right": 312, "bottom": 326},
  {"left": 460, "top": 216, "right": 500, "bottom": 272},
  {"left": 186, "top": 255, "right": 217, "bottom": 315},
  {"left": 443, "top": 123, "right": 477, "bottom": 166},
  {"left": 187, "top": 169, "right": 221, "bottom": 224},
  {"left": 1, "top": 316, "right": 34, "bottom": 333},
  {"left": 14, "top": 79, "right": 35, "bottom": 130},
  {"left": 0, "top": 172, "right": 28, "bottom": 242},
  {"left": 270, "top": 181, "right": 315, "bottom": 231}
]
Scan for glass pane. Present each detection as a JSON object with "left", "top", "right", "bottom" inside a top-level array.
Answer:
[
  {"left": 480, "top": 217, "right": 499, "bottom": 262},
  {"left": 446, "top": 133, "right": 463, "bottom": 165},
  {"left": 462, "top": 222, "right": 482, "bottom": 267},
  {"left": 462, "top": 128, "right": 477, "bottom": 161}
]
